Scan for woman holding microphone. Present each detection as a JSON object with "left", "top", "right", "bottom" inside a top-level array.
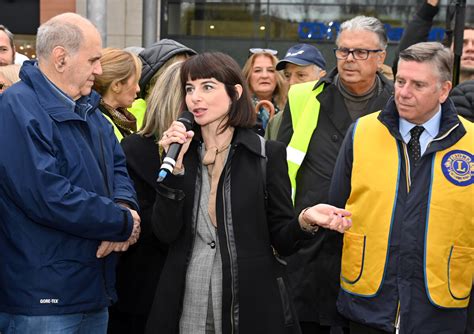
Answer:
[{"left": 146, "top": 52, "right": 351, "bottom": 334}]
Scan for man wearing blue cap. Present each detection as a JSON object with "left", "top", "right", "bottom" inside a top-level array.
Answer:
[
  {"left": 276, "top": 43, "right": 327, "bottom": 86},
  {"left": 277, "top": 16, "right": 394, "bottom": 334},
  {"left": 265, "top": 44, "right": 327, "bottom": 140}
]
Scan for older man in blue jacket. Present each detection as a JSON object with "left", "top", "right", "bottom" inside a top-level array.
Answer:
[{"left": 0, "top": 13, "right": 140, "bottom": 334}]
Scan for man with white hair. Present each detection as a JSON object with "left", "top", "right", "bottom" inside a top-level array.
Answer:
[
  {"left": 0, "top": 13, "right": 140, "bottom": 333},
  {"left": 277, "top": 16, "right": 393, "bottom": 333}
]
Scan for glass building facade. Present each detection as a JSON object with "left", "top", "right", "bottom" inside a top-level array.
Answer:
[{"left": 160, "top": 0, "right": 473, "bottom": 67}]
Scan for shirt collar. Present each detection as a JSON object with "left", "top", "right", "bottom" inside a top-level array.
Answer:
[
  {"left": 399, "top": 105, "right": 442, "bottom": 140},
  {"left": 39, "top": 66, "right": 76, "bottom": 111}
]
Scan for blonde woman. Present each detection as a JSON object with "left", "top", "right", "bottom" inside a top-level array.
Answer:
[
  {"left": 109, "top": 61, "right": 185, "bottom": 334},
  {"left": 242, "top": 49, "right": 287, "bottom": 135},
  {"left": 93, "top": 48, "right": 141, "bottom": 141}
]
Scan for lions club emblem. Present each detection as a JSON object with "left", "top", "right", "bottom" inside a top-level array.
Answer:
[{"left": 441, "top": 150, "right": 473, "bottom": 186}]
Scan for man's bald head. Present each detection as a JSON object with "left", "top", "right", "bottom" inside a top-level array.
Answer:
[
  {"left": 36, "top": 13, "right": 100, "bottom": 63},
  {"left": 35, "top": 13, "right": 103, "bottom": 100}
]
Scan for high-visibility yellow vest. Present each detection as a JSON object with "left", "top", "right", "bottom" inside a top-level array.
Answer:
[
  {"left": 102, "top": 113, "right": 124, "bottom": 142},
  {"left": 341, "top": 112, "right": 474, "bottom": 308},
  {"left": 102, "top": 98, "right": 146, "bottom": 142},
  {"left": 128, "top": 98, "right": 146, "bottom": 130},
  {"left": 286, "top": 81, "right": 324, "bottom": 202}
]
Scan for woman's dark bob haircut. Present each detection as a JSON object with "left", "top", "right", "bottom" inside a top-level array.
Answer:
[{"left": 180, "top": 52, "right": 256, "bottom": 130}]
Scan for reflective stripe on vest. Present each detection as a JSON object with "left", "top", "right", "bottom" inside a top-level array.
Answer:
[
  {"left": 341, "top": 112, "right": 474, "bottom": 308},
  {"left": 287, "top": 81, "right": 324, "bottom": 202}
]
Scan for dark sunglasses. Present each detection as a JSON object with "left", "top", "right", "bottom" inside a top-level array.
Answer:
[{"left": 249, "top": 48, "right": 278, "bottom": 56}]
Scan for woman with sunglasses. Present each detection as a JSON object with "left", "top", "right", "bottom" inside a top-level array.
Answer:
[
  {"left": 242, "top": 48, "right": 287, "bottom": 136},
  {"left": 145, "top": 52, "right": 351, "bottom": 334}
]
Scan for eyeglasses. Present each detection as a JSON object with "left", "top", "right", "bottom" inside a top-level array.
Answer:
[
  {"left": 334, "top": 48, "right": 383, "bottom": 60},
  {"left": 249, "top": 48, "right": 278, "bottom": 56}
]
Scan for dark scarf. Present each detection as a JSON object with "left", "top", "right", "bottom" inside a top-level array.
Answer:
[{"left": 99, "top": 99, "right": 137, "bottom": 137}]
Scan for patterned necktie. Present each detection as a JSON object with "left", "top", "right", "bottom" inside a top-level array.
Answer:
[{"left": 408, "top": 126, "right": 424, "bottom": 162}]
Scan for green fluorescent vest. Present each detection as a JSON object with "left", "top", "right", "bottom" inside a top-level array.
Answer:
[
  {"left": 128, "top": 98, "right": 146, "bottom": 131},
  {"left": 287, "top": 81, "right": 324, "bottom": 202},
  {"left": 104, "top": 98, "right": 146, "bottom": 142},
  {"left": 341, "top": 112, "right": 474, "bottom": 308},
  {"left": 102, "top": 113, "right": 124, "bottom": 142}
]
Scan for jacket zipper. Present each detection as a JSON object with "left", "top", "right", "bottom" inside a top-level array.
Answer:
[
  {"left": 223, "top": 146, "right": 237, "bottom": 334},
  {"left": 394, "top": 301, "right": 401, "bottom": 333},
  {"left": 178, "top": 144, "right": 203, "bottom": 322},
  {"left": 97, "top": 128, "right": 112, "bottom": 301},
  {"left": 395, "top": 123, "right": 460, "bottom": 332}
]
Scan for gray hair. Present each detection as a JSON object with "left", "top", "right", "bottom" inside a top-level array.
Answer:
[
  {"left": 36, "top": 20, "right": 84, "bottom": 61},
  {"left": 337, "top": 16, "right": 388, "bottom": 50},
  {"left": 399, "top": 42, "right": 453, "bottom": 83}
]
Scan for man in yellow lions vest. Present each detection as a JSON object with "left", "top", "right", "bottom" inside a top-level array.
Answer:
[{"left": 329, "top": 42, "right": 474, "bottom": 333}]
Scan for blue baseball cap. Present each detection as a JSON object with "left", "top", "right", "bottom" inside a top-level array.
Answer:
[{"left": 276, "top": 43, "right": 326, "bottom": 71}]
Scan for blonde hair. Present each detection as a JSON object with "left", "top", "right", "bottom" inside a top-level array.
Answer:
[
  {"left": 0, "top": 64, "right": 20, "bottom": 84},
  {"left": 144, "top": 53, "right": 188, "bottom": 99},
  {"left": 242, "top": 52, "right": 287, "bottom": 110},
  {"left": 139, "top": 61, "right": 184, "bottom": 138},
  {"left": 93, "top": 47, "right": 142, "bottom": 95}
]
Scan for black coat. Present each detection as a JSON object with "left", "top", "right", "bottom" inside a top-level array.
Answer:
[
  {"left": 146, "top": 128, "right": 311, "bottom": 334},
  {"left": 276, "top": 69, "right": 393, "bottom": 326},
  {"left": 113, "top": 134, "right": 168, "bottom": 316},
  {"left": 451, "top": 80, "right": 474, "bottom": 122}
]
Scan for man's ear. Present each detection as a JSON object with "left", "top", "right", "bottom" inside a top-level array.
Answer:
[
  {"left": 318, "top": 69, "right": 327, "bottom": 79},
  {"left": 52, "top": 46, "right": 67, "bottom": 72},
  {"left": 377, "top": 50, "right": 387, "bottom": 66},
  {"left": 234, "top": 84, "right": 243, "bottom": 100},
  {"left": 439, "top": 80, "right": 452, "bottom": 104}
]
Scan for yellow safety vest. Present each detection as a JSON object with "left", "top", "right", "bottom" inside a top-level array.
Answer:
[
  {"left": 286, "top": 81, "right": 324, "bottom": 202},
  {"left": 341, "top": 112, "right": 474, "bottom": 308},
  {"left": 102, "top": 98, "right": 146, "bottom": 142},
  {"left": 102, "top": 113, "right": 124, "bottom": 142},
  {"left": 128, "top": 98, "right": 147, "bottom": 130}
]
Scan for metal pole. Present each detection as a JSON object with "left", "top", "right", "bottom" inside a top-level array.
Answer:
[
  {"left": 452, "top": 0, "right": 466, "bottom": 86},
  {"left": 87, "top": 0, "right": 107, "bottom": 46},
  {"left": 143, "top": 0, "right": 158, "bottom": 48}
]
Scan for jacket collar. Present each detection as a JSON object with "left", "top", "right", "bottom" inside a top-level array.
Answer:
[
  {"left": 378, "top": 96, "right": 466, "bottom": 151},
  {"left": 192, "top": 127, "right": 265, "bottom": 158},
  {"left": 19, "top": 60, "right": 101, "bottom": 122},
  {"left": 232, "top": 127, "right": 265, "bottom": 157}
]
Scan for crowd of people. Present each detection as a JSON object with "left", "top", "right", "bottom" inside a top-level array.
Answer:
[{"left": 0, "top": 0, "right": 473, "bottom": 333}]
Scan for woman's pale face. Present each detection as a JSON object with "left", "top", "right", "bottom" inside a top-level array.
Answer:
[
  {"left": 185, "top": 77, "right": 231, "bottom": 129},
  {"left": 249, "top": 54, "right": 277, "bottom": 100},
  {"left": 111, "top": 73, "right": 140, "bottom": 109}
]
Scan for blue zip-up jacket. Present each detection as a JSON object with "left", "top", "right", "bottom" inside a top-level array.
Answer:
[
  {"left": 0, "top": 61, "right": 138, "bottom": 315},
  {"left": 329, "top": 97, "right": 469, "bottom": 333}
]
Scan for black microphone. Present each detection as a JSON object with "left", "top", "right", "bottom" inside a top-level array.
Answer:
[{"left": 157, "top": 110, "right": 194, "bottom": 183}]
